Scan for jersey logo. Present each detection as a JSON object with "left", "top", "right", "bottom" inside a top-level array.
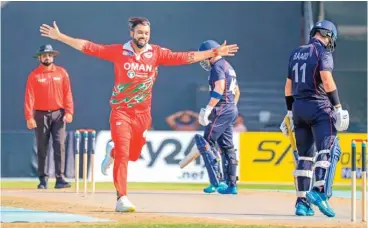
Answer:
[{"left": 144, "top": 52, "right": 153, "bottom": 59}]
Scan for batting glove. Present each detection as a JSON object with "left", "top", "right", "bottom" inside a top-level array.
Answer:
[
  {"left": 280, "top": 111, "right": 294, "bottom": 136},
  {"left": 199, "top": 105, "right": 213, "bottom": 126},
  {"left": 333, "top": 107, "right": 349, "bottom": 131}
]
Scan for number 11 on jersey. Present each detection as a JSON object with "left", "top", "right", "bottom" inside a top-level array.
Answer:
[{"left": 293, "top": 63, "right": 306, "bottom": 83}]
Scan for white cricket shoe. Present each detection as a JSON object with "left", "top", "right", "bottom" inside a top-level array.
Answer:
[
  {"left": 115, "top": 196, "right": 136, "bottom": 212},
  {"left": 101, "top": 141, "right": 114, "bottom": 176}
]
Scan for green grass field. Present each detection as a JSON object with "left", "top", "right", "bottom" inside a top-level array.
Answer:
[{"left": 0, "top": 180, "right": 355, "bottom": 191}]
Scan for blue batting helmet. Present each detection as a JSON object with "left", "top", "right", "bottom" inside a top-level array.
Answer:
[
  {"left": 310, "top": 20, "right": 338, "bottom": 52},
  {"left": 199, "top": 40, "right": 220, "bottom": 52},
  {"left": 198, "top": 40, "right": 220, "bottom": 71}
]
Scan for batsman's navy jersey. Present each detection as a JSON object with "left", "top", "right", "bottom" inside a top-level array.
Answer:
[
  {"left": 209, "top": 59, "right": 237, "bottom": 106},
  {"left": 204, "top": 58, "right": 238, "bottom": 149},
  {"left": 288, "top": 38, "right": 334, "bottom": 101},
  {"left": 289, "top": 38, "right": 337, "bottom": 156}
]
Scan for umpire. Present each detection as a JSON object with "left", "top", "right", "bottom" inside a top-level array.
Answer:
[{"left": 24, "top": 44, "right": 74, "bottom": 189}]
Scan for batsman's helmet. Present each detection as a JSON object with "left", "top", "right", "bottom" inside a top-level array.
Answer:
[
  {"left": 198, "top": 40, "right": 220, "bottom": 71},
  {"left": 199, "top": 40, "right": 220, "bottom": 52},
  {"left": 309, "top": 20, "right": 338, "bottom": 52}
]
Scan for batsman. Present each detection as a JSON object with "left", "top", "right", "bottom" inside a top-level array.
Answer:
[
  {"left": 280, "top": 20, "right": 349, "bottom": 217},
  {"left": 195, "top": 40, "right": 240, "bottom": 195}
]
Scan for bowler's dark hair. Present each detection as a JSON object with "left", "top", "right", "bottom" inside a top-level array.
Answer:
[{"left": 128, "top": 17, "right": 151, "bottom": 31}]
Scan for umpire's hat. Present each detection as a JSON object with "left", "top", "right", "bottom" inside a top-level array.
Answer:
[{"left": 33, "top": 44, "right": 60, "bottom": 58}]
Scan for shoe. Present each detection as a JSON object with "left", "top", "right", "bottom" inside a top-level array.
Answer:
[
  {"left": 217, "top": 185, "right": 238, "bottom": 195},
  {"left": 101, "top": 141, "right": 114, "bottom": 176},
  {"left": 217, "top": 181, "right": 228, "bottom": 191},
  {"left": 203, "top": 182, "right": 228, "bottom": 193},
  {"left": 115, "top": 196, "right": 136, "bottom": 212},
  {"left": 306, "top": 188, "right": 335, "bottom": 217},
  {"left": 37, "top": 176, "right": 48, "bottom": 189},
  {"left": 55, "top": 178, "right": 71, "bottom": 189},
  {"left": 203, "top": 184, "right": 216, "bottom": 193},
  {"left": 295, "top": 198, "right": 314, "bottom": 216}
]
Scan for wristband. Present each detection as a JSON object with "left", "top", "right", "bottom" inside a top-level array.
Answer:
[
  {"left": 285, "top": 96, "right": 294, "bottom": 111},
  {"left": 210, "top": 91, "right": 222, "bottom": 99},
  {"left": 326, "top": 89, "right": 341, "bottom": 107}
]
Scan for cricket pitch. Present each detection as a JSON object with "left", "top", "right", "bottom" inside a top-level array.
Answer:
[{"left": 1, "top": 184, "right": 367, "bottom": 228}]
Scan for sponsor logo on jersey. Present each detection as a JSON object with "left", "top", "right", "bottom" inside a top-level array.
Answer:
[
  {"left": 127, "top": 71, "right": 136, "bottom": 78},
  {"left": 123, "top": 62, "right": 153, "bottom": 72}
]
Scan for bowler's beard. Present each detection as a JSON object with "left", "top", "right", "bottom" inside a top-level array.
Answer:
[
  {"left": 41, "top": 60, "right": 53, "bottom": 67},
  {"left": 133, "top": 37, "right": 146, "bottom": 49}
]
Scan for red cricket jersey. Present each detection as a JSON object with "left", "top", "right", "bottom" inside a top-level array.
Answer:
[
  {"left": 82, "top": 41, "right": 193, "bottom": 112},
  {"left": 24, "top": 64, "right": 74, "bottom": 120}
]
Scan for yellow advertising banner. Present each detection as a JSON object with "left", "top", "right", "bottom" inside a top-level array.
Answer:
[{"left": 239, "top": 132, "right": 367, "bottom": 184}]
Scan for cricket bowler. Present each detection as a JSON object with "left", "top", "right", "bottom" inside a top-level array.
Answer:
[
  {"left": 40, "top": 17, "right": 238, "bottom": 212},
  {"left": 195, "top": 40, "right": 240, "bottom": 195},
  {"left": 280, "top": 20, "right": 349, "bottom": 217}
]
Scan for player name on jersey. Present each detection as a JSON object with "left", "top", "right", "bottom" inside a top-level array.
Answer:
[{"left": 293, "top": 52, "right": 310, "bottom": 61}]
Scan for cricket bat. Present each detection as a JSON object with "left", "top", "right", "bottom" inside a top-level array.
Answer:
[
  {"left": 285, "top": 116, "right": 299, "bottom": 166},
  {"left": 179, "top": 148, "right": 200, "bottom": 169},
  {"left": 285, "top": 116, "right": 301, "bottom": 193}
]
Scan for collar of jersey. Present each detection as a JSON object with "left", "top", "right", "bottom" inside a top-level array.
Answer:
[
  {"left": 309, "top": 38, "right": 327, "bottom": 48},
  {"left": 37, "top": 64, "right": 56, "bottom": 72},
  {"left": 123, "top": 41, "right": 152, "bottom": 55},
  {"left": 211, "top": 57, "right": 224, "bottom": 66}
]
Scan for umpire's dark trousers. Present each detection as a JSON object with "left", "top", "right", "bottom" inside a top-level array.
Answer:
[{"left": 34, "top": 109, "right": 66, "bottom": 179}]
